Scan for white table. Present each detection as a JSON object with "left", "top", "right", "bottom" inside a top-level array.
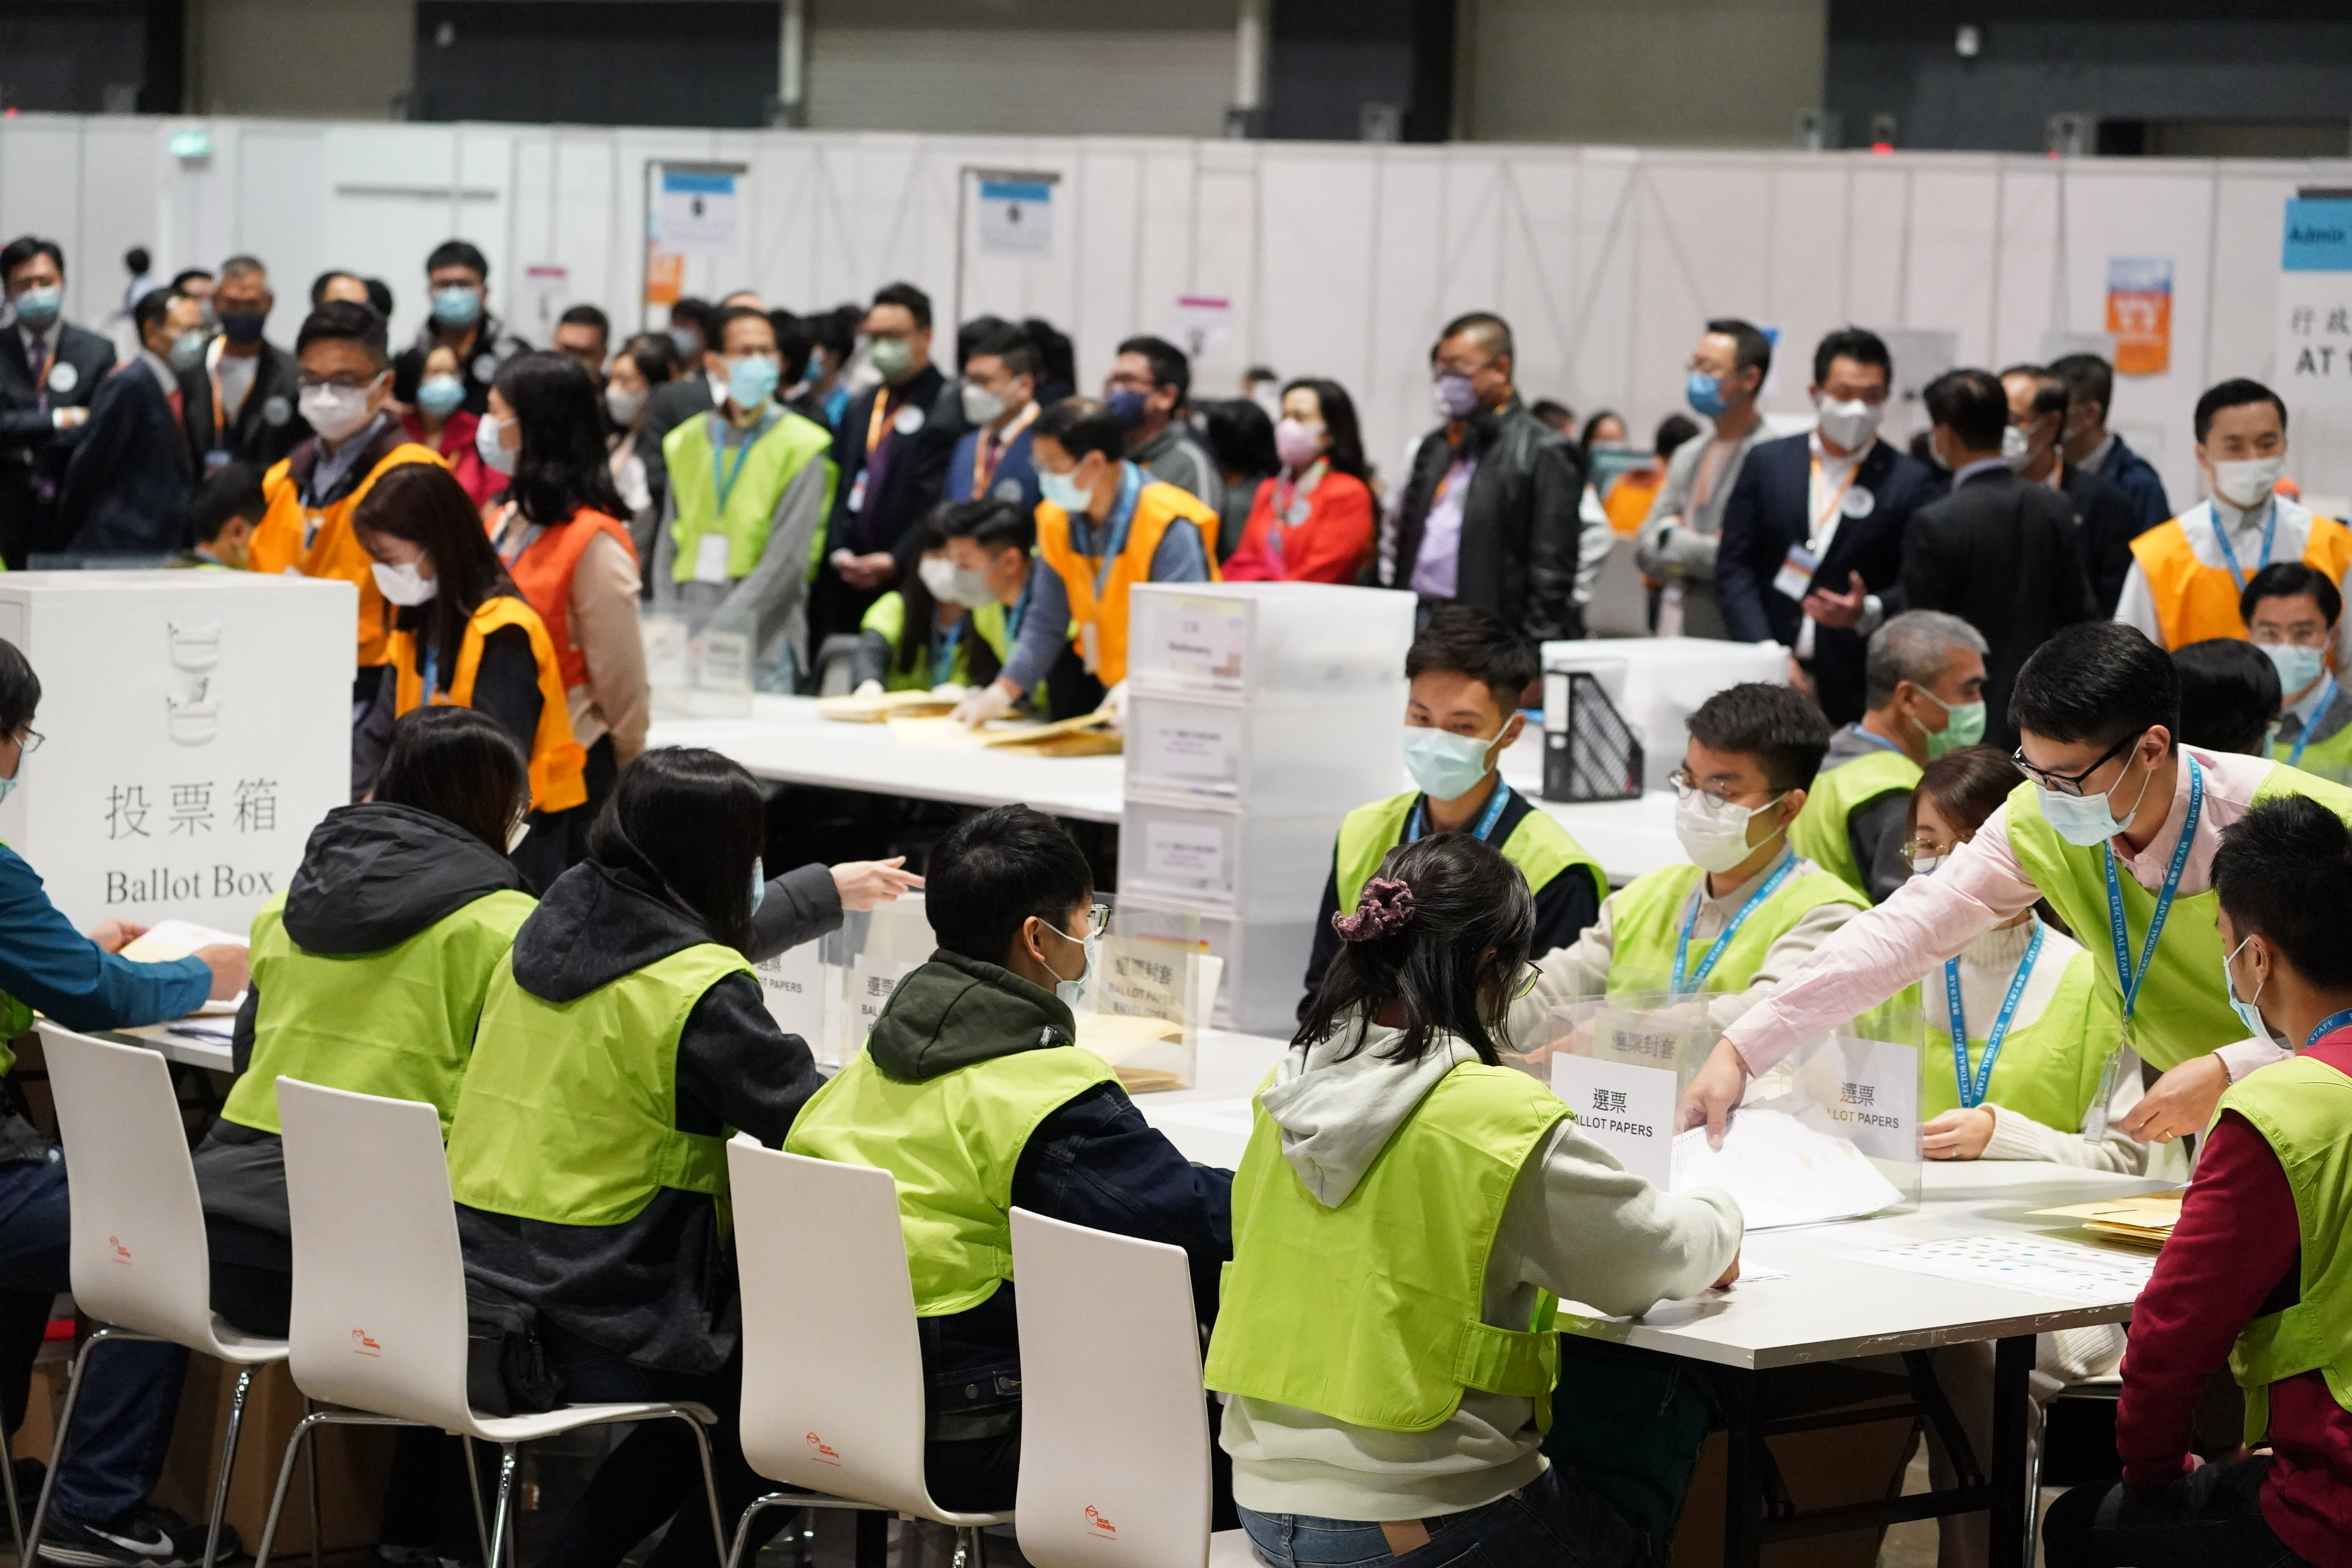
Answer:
[{"left": 112, "top": 1020, "right": 234, "bottom": 1074}]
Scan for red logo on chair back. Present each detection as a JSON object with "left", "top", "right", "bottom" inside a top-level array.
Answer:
[
  {"left": 351, "top": 1328, "right": 382, "bottom": 1357},
  {"left": 1085, "top": 1506, "right": 1117, "bottom": 1539},
  {"left": 804, "top": 1432, "right": 841, "bottom": 1466},
  {"left": 107, "top": 1235, "right": 132, "bottom": 1266}
]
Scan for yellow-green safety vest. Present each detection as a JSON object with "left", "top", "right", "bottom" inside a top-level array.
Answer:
[
  {"left": 2268, "top": 696, "right": 2352, "bottom": 787},
  {"left": 662, "top": 409, "right": 837, "bottom": 585},
  {"left": 223, "top": 887, "right": 536, "bottom": 1138},
  {"left": 1913, "top": 930, "right": 2121, "bottom": 1134},
  {"left": 2216, "top": 1054, "right": 2352, "bottom": 1443},
  {"left": 859, "top": 593, "right": 1010, "bottom": 692},
  {"left": 2000, "top": 762, "right": 2352, "bottom": 1071},
  {"left": 446, "top": 942, "right": 754, "bottom": 1226},
  {"left": 1203, "top": 1059, "right": 1569, "bottom": 1432},
  {"left": 1788, "top": 745, "right": 1921, "bottom": 898},
  {"left": 784, "top": 1043, "right": 1118, "bottom": 1316},
  {"left": 1606, "top": 853, "right": 1867, "bottom": 999},
  {"left": 1334, "top": 790, "right": 1606, "bottom": 918}
]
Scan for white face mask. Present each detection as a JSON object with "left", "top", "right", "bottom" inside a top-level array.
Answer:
[
  {"left": 2212, "top": 454, "right": 2284, "bottom": 510},
  {"left": 1814, "top": 394, "right": 1883, "bottom": 452},
  {"left": 476, "top": 413, "right": 517, "bottom": 475},
  {"left": 2000, "top": 424, "right": 2034, "bottom": 471},
  {"left": 370, "top": 560, "right": 438, "bottom": 607},
  {"left": 1673, "top": 787, "right": 1787, "bottom": 874},
  {"left": 299, "top": 376, "right": 382, "bottom": 443},
  {"left": 605, "top": 384, "right": 647, "bottom": 425},
  {"left": 1907, "top": 853, "right": 1945, "bottom": 878}
]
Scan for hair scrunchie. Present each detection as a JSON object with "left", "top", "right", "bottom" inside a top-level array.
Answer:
[{"left": 1333, "top": 877, "right": 1416, "bottom": 942}]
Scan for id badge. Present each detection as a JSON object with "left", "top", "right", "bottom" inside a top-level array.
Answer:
[
  {"left": 693, "top": 533, "right": 733, "bottom": 584},
  {"left": 1772, "top": 543, "right": 1819, "bottom": 601},
  {"left": 846, "top": 468, "right": 869, "bottom": 514},
  {"left": 1079, "top": 621, "right": 1101, "bottom": 673},
  {"left": 204, "top": 449, "right": 232, "bottom": 473},
  {"left": 302, "top": 511, "right": 325, "bottom": 552}
]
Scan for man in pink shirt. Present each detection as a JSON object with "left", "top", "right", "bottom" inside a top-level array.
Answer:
[{"left": 1679, "top": 621, "right": 2352, "bottom": 1146}]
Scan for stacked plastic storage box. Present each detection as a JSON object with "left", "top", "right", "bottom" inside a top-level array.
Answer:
[{"left": 1118, "top": 581, "right": 1416, "bottom": 1033}]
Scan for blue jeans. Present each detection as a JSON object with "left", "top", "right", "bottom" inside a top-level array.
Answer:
[
  {"left": 0, "top": 1150, "right": 191, "bottom": 1521},
  {"left": 1239, "top": 1465, "right": 1652, "bottom": 1568}
]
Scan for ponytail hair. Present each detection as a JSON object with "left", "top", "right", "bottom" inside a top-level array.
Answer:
[{"left": 1296, "top": 832, "right": 1534, "bottom": 1065}]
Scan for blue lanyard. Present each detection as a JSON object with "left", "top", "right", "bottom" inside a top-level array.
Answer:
[
  {"left": 1005, "top": 571, "right": 1033, "bottom": 645},
  {"left": 1848, "top": 724, "right": 1905, "bottom": 756},
  {"left": 1406, "top": 781, "right": 1513, "bottom": 845},
  {"left": 1671, "top": 852, "right": 1797, "bottom": 999},
  {"left": 2289, "top": 675, "right": 2338, "bottom": 767},
  {"left": 711, "top": 419, "right": 761, "bottom": 514},
  {"left": 1079, "top": 464, "right": 1146, "bottom": 599},
  {"left": 1945, "top": 921, "right": 2045, "bottom": 1109},
  {"left": 419, "top": 644, "right": 440, "bottom": 703},
  {"left": 2306, "top": 1008, "right": 2352, "bottom": 1053},
  {"left": 2210, "top": 502, "right": 2279, "bottom": 593},
  {"left": 2101, "top": 756, "right": 2203, "bottom": 1029},
  {"left": 930, "top": 618, "right": 964, "bottom": 689}
]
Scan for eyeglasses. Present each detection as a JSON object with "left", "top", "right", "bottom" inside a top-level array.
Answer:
[
  {"left": 2012, "top": 728, "right": 2145, "bottom": 796},
  {"left": 297, "top": 370, "right": 388, "bottom": 393},
  {"left": 1668, "top": 769, "right": 1774, "bottom": 808},
  {"left": 11, "top": 728, "right": 41, "bottom": 755},
  {"left": 1512, "top": 962, "right": 1544, "bottom": 1002},
  {"left": 1899, "top": 838, "right": 1951, "bottom": 866}
]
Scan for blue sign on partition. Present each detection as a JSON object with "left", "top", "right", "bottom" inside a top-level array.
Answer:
[{"left": 2283, "top": 200, "right": 2352, "bottom": 272}]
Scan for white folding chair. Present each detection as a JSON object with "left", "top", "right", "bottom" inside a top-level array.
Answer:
[
  {"left": 724, "top": 1140, "right": 1010, "bottom": 1568},
  {"left": 256, "top": 1077, "right": 727, "bottom": 1568},
  {"left": 1008, "top": 1209, "right": 1254, "bottom": 1568},
  {"left": 28, "top": 1024, "right": 290, "bottom": 1568}
]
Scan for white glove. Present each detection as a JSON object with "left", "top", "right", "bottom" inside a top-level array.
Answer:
[
  {"left": 851, "top": 679, "right": 885, "bottom": 700},
  {"left": 1094, "top": 679, "right": 1129, "bottom": 729},
  {"left": 953, "top": 682, "right": 1015, "bottom": 728}
]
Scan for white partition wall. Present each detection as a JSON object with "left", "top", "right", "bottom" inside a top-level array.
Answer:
[{"left": 7, "top": 112, "right": 2349, "bottom": 508}]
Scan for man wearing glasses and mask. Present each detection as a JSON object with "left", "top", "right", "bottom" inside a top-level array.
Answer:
[{"left": 1682, "top": 621, "right": 2352, "bottom": 1153}]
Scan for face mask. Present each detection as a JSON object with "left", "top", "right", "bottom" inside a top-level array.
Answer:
[
  {"left": 370, "top": 559, "right": 437, "bottom": 607},
  {"left": 2212, "top": 455, "right": 2284, "bottom": 510},
  {"left": 917, "top": 556, "right": 965, "bottom": 602},
  {"left": 604, "top": 383, "right": 647, "bottom": 425},
  {"left": 12, "top": 285, "right": 62, "bottom": 332},
  {"left": 868, "top": 336, "right": 915, "bottom": 384},
  {"left": 2000, "top": 424, "right": 2033, "bottom": 471},
  {"left": 1918, "top": 691, "right": 1988, "bottom": 758},
  {"left": 506, "top": 817, "right": 530, "bottom": 853},
  {"left": 220, "top": 311, "right": 266, "bottom": 347},
  {"left": 2223, "top": 934, "right": 2270, "bottom": 1043},
  {"left": 1432, "top": 373, "right": 1480, "bottom": 421},
  {"left": 961, "top": 381, "right": 1006, "bottom": 427},
  {"left": 1908, "top": 854, "right": 1944, "bottom": 878},
  {"left": 430, "top": 286, "right": 482, "bottom": 329},
  {"left": 475, "top": 414, "right": 517, "bottom": 475},
  {"left": 298, "top": 378, "right": 381, "bottom": 443},
  {"left": 2032, "top": 747, "right": 2155, "bottom": 848},
  {"left": 1686, "top": 370, "right": 1728, "bottom": 418},
  {"left": 805, "top": 348, "right": 826, "bottom": 383},
  {"left": 1674, "top": 788, "right": 1787, "bottom": 875},
  {"left": 1815, "top": 395, "right": 1884, "bottom": 452},
  {"left": 1105, "top": 388, "right": 1150, "bottom": 428},
  {"left": 1402, "top": 725, "right": 1500, "bottom": 803},
  {"left": 1274, "top": 417, "right": 1325, "bottom": 470},
  {"left": 1038, "top": 464, "right": 1091, "bottom": 513},
  {"left": 1038, "top": 918, "right": 1097, "bottom": 1009},
  {"left": 750, "top": 858, "right": 767, "bottom": 917},
  {"left": 721, "top": 354, "right": 781, "bottom": 411},
  {"left": 669, "top": 327, "right": 702, "bottom": 359},
  {"left": 416, "top": 374, "right": 466, "bottom": 418},
  {"left": 0, "top": 744, "right": 22, "bottom": 804},
  {"left": 166, "top": 329, "right": 209, "bottom": 374},
  {"left": 2259, "top": 641, "right": 2327, "bottom": 697}
]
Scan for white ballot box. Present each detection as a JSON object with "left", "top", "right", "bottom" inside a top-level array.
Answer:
[{"left": 0, "top": 571, "right": 355, "bottom": 933}]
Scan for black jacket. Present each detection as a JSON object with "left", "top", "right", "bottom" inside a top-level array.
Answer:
[
  {"left": 866, "top": 950, "right": 1232, "bottom": 1441},
  {"left": 824, "top": 365, "right": 958, "bottom": 562},
  {"left": 58, "top": 359, "right": 194, "bottom": 555},
  {"left": 1383, "top": 395, "right": 1588, "bottom": 644},
  {"left": 1899, "top": 466, "right": 2098, "bottom": 750},
  {"left": 456, "top": 862, "right": 823, "bottom": 1376},
  {"left": 0, "top": 323, "right": 114, "bottom": 561},
  {"left": 1716, "top": 434, "right": 1945, "bottom": 725},
  {"left": 2058, "top": 460, "right": 2150, "bottom": 616},
  {"left": 179, "top": 340, "right": 309, "bottom": 474}
]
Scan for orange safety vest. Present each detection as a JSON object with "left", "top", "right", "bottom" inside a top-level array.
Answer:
[
  {"left": 251, "top": 440, "right": 447, "bottom": 668},
  {"left": 1033, "top": 477, "right": 1220, "bottom": 688},
  {"left": 2129, "top": 508, "right": 2352, "bottom": 648},
  {"left": 503, "top": 508, "right": 638, "bottom": 691},
  {"left": 387, "top": 595, "right": 588, "bottom": 814}
]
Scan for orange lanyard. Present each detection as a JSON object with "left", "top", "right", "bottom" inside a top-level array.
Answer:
[
  {"left": 973, "top": 400, "right": 1037, "bottom": 491},
  {"left": 1808, "top": 452, "right": 1860, "bottom": 546},
  {"left": 865, "top": 390, "right": 895, "bottom": 454}
]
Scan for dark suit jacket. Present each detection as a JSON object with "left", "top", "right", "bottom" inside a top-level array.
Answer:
[
  {"left": 2096, "top": 432, "right": 2173, "bottom": 537},
  {"left": 58, "top": 361, "right": 194, "bottom": 556},
  {"left": 823, "top": 363, "right": 957, "bottom": 565},
  {"left": 179, "top": 341, "right": 308, "bottom": 475},
  {"left": 2057, "top": 461, "right": 2146, "bottom": 616},
  {"left": 1716, "top": 434, "right": 1944, "bottom": 724},
  {"left": 0, "top": 322, "right": 116, "bottom": 565},
  {"left": 1899, "top": 466, "right": 2097, "bottom": 749}
]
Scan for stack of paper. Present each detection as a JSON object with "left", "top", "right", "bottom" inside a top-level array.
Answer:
[
  {"left": 1671, "top": 1106, "right": 1904, "bottom": 1229},
  {"left": 120, "top": 920, "right": 249, "bottom": 1015},
  {"left": 2028, "top": 1193, "right": 2183, "bottom": 1250},
  {"left": 814, "top": 689, "right": 962, "bottom": 723}
]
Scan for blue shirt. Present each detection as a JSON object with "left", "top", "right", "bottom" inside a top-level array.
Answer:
[{"left": 0, "top": 844, "right": 210, "bottom": 1030}]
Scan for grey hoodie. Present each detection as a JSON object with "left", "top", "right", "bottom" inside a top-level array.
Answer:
[{"left": 1219, "top": 1019, "right": 1742, "bottom": 1523}]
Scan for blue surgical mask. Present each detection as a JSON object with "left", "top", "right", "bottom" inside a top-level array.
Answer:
[
  {"left": 1686, "top": 369, "right": 1728, "bottom": 418},
  {"left": 1040, "top": 918, "right": 1097, "bottom": 1009},
  {"left": 1038, "top": 465, "right": 1091, "bottom": 513},
  {"left": 1402, "top": 725, "right": 1500, "bottom": 803},
  {"left": 2223, "top": 933, "right": 2271, "bottom": 1043},
  {"left": 430, "top": 286, "right": 482, "bottom": 329},
  {"left": 2259, "top": 641, "right": 2327, "bottom": 699},
  {"left": 721, "top": 354, "right": 781, "bottom": 411},
  {"left": 669, "top": 327, "right": 701, "bottom": 359},
  {"left": 2033, "top": 752, "right": 2156, "bottom": 849},
  {"left": 0, "top": 771, "right": 17, "bottom": 806},
  {"left": 1105, "top": 388, "right": 1150, "bottom": 428},
  {"left": 11, "top": 285, "right": 62, "bottom": 333},
  {"left": 416, "top": 374, "right": 466, "bottom": 418},
  {"left": 750, "top": 858, "right": 766, "bottom": 916},
  {"left": 804, "top": 348, "right": 825, "bottom": 383}
]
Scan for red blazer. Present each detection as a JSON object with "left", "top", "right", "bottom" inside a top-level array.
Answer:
[{"left": 1224, "top": 465, "right": 1374, "bottom": 584}]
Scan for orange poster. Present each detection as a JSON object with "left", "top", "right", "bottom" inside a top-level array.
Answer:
[
  {"left": 644, "top": 248, "right": 684, "bottom": 307},
  {"left": 2106, "top": 257, "right": 2172, "bottom": 376}
]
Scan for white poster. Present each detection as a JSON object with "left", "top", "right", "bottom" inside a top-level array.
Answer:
[
  {"left": 658, "top": 169, "right": 739, "bottom": 254},
  {"left": 754, "top": 940, "right": 828, "bottom": 1046},
  {"left": 2278, "top": 198, "right": 2352, "bottom": 408},
  {"left": 1166, "top": 295, "right": 1233, "bottom": 361},
  {"left": 1551, "top": 1054, "right": 1676, "bottom": 1188},
  {"left": 519, "top": 264, "right": 568, "bottom": 341},
  {"left": 977, "top": 177, "right": 1053, "bottom": 258}
]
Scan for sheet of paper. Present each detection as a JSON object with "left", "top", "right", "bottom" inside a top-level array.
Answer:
[
  {"left": 1671, "top": 1106, "right": 1904, "bottom": 1230},
  {"left": 1855, "top": 1235, "right": 2154, "bottom": 1304},
  {"left": 120, "top": 920, "right": 249, "bottom": 1015}
]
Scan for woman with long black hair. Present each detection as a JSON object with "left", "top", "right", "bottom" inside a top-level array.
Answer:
[
  {"left": 1223, "top": 376, "right": 1377, "bottom": 583},
  {"left": 482, "top": 350, "right": 649, "bottom": 818}
]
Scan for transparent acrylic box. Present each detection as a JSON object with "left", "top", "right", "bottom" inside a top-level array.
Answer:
[
  {"left": 1074, "top": 902, "right": 1209, "bottom": 1094},
  {"left": 644, "top": 609, "right": 755, "bottom": 719},
  {"left": 1114, "top": 889, "right": 1316, "bottom": 1036},
  {"left": 1117, "top": 795, "right": 1335, "bottom": 919},
  {"left": 753, "top": 893, "right": 932, "bottom": 1067}
]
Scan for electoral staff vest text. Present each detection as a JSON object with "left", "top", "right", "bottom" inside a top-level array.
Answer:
[
  {"left": 252, "top": 440, "right": 446, "bottom": 667},
  {"left": 1789, "top": 747, "right": 1922, "bottom": 898},
  {"left": 446, "top": 942, "right": 754, "bottom": 1226},
  {"left": 1334, "top": 790, "right": 1606, "bottom": 916},
  {"left": 1033, "top": 479, "right": 1221, "bottom": 688},
  {"left": 1203, "top": 1061, "right": 1568, "bottom": 1432},
  {"left": 662, "top": 410, "right": 835, "bottom": 584},
  {"left": 2129, "top": 508, "right": 2352, "bottom": 649},
  {"left": 223, "top": 887, "right": 536, "bottom": 1138},
  {"left": 785, "top": 1044, "right": 1119, "bottom": 1316},
  {"left": 387, "top": 596, "right": 587, "bottom": 814}
]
